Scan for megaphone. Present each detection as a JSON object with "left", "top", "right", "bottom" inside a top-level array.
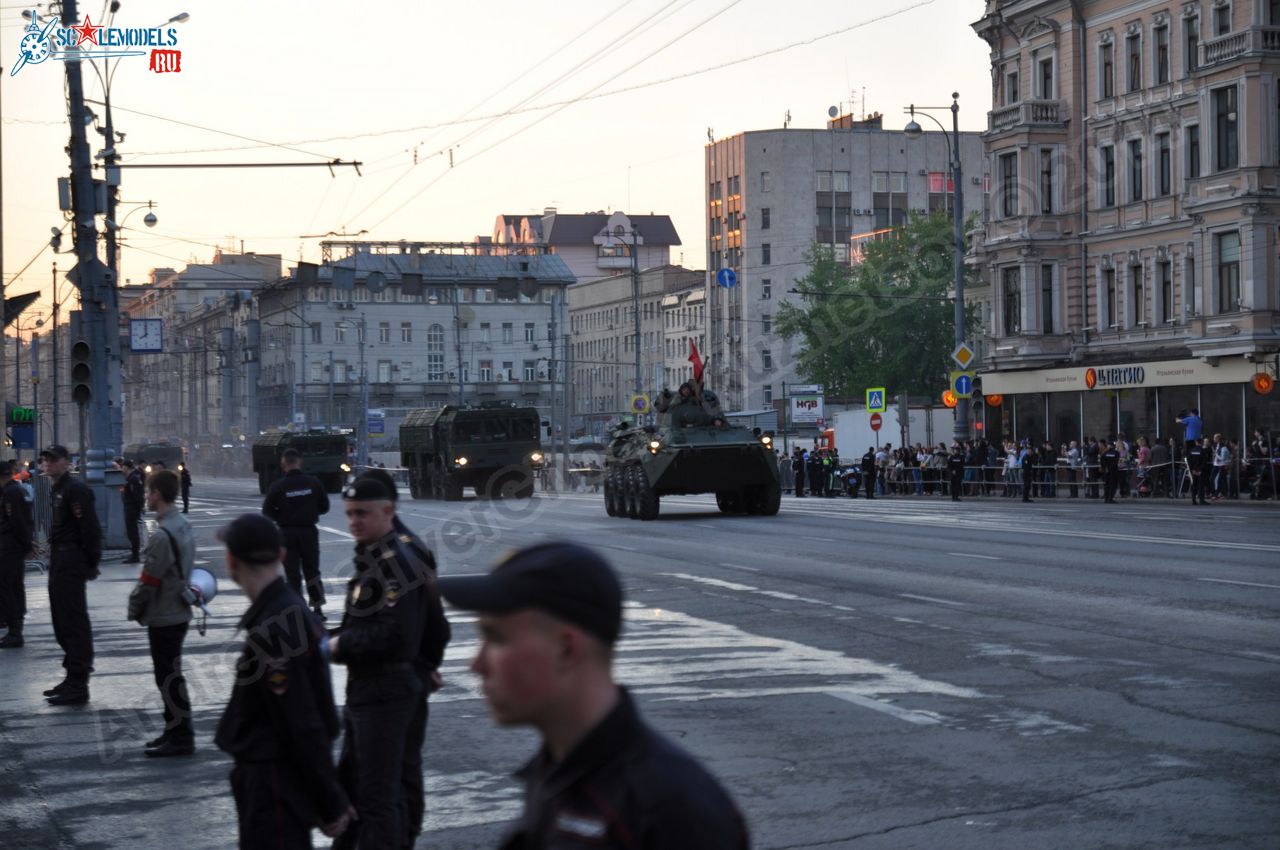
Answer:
[{"left": 184, "top": 567, "right": 218, "bottom": 635}]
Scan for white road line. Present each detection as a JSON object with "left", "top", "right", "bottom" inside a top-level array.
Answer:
[
  {"left": 1197, "top": 577, "right": 1280, "bottom": 590},
  {"left": 1240, "top": 651, "right": 1280, "bottom": 664},
  {"left": 319, "top": 524, "right": 354, "bottom": 540},
  {"left": 719, "top": 563, "right": 761, "bottom": 573},
  {"left": 899, "top": 593, "right": 968, "bottom": 607},
  {"left": 947, "top": 552, "right": 1002, "bottom": 561},
  {"left": 195, "top": 546, "right": 224, "bottom": 552},
  {"left": 825, "top": 691, "right": 945, "bottom": 726}
]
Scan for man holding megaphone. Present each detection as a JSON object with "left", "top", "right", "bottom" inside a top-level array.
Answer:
[{"left": 127, "top": 468, "right": 197, "bottom": 757}]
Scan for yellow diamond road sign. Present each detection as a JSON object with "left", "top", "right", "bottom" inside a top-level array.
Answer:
[{"left": 951, "top": 343, "right": 976, "bottom": 369}]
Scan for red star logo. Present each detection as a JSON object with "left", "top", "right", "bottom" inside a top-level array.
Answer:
[{"left": 72, "top": 15, "right": 102, "bottom": 46}]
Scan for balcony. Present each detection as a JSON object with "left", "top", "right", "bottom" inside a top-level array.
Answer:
[
  {"left": 1199, "top": 26, "right": 1280, "bottom": 68},
  {"left": 986, "top": 99, "right": 1067, "bottom": 135}
]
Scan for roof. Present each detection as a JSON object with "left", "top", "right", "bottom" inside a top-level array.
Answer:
[
  {"left": 325, "top": 251, "right": 575, "bottom": 284},
  {"left": 543, "top": 213, "right": 681, "bottom": 247}
]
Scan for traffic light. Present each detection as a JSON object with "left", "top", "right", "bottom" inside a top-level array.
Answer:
[{"left": 71, "top": 339, "right": 92, "bottom": 406}]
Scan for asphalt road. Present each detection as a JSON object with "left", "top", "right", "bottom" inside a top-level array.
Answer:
[{"left": 1, "top": 477, "right": 1277, "bottom": 849}]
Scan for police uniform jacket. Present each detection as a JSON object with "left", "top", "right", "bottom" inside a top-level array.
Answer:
[
  {"left": 215, "top": 577, "right": 348, "bottom": 823},
  {"left": 262, "top": 469, "right": 330, "bottom": 528},
  {"left": 49, "top": 474, "right": 102, "bottom": 570},
  {"left": 122, "top": 468, "right": 145, "bottom": 509},
  {"left": 331, "top": 528, "right": 439, "bottom": 706},
  {"left": 860, "top": 450, "right": 876, "bottom": 472},
  {"left": 1186, "top": 444, "right": 1207, "bottom": 473},
  {"left": 1101, "top": 449, "right": 1120, "bottom": 473},
  {"left": 947, "top": 452, "right": 966, "bottom": 475},
  {"left": 501, "top": 688, "right": 749, "bottom": 850},
  {"left": 391, "top": 515, "right": 452, "bottom": 686},
  {"left": 0, "top": 478, "right": 33, "bottom": 554}
]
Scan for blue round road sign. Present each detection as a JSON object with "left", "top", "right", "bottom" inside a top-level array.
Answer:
[{"left": 716, "top": 268, "right": 737, "bottom": 288}]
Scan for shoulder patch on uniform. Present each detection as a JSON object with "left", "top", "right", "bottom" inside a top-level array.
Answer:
[
  {"left": 399, "top": 534, "right": 412, "bottom": 544},
  {"left": 71, "top": 501, "right": 84, "bottom": 519},
  {"left": 266, "top": 660, "right": 289, "bottom": 695},
  {"left": 384, "top": 579, "right": 401, "bottom": 608}
]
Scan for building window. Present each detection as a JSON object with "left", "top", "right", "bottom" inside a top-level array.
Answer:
[
  {"left": 1213, "top": 2, "right": 1231, "bottom": 36},
  {"left": 1213, "top": 85, "right": 1238, "bottom": 171},
  {"left": 1040, "top": 149, "right": 1054, "bottom": 214},
  {"left": 1040, "top": 265, "right": 1054, "bottom": 333},
  {"left": 1159, "top": 261, "right": 1174, "bottom": 323},
  {"left": 523, "top": 360, "right": 536, "bottom": 382},
  {"left": 1102, "top": 146, "right": 1116, "bottom": 207},
  {"left": 400, "top": 361, "right": 413, "bottom": 381},
  {"left": 761, "top": 349, "right": 772, "bottom": 370},
  {"left": 502, "top": 361, "right": 514, "bottom": 381},
  {"left": 479, "top": 322, "right": 491, "bottom": 343},
  {"left": 1101, "top": 42, "right": 1115, "bottom": 98},
  {"left": 1039, "top": 56, "right": 1054, "bottom": 98},
  {"left": 1186, "top": 256, "right": 1199, "bottom": 316},
  {"left": 1005, "top": 68, "right": 1020, "bottom": 104},
  {"left": 502, "top": 322, "right": 513, "bottom": 344},
  {"left": 479, "top": 360, "right": 493, "bottom": 382},
  {"left": 1155, "top": 25, "right": 1170, "bottom": 84},
  {"left": 761, "top": 207, "right": 770, "bottom": 230},
  {"left": 763, "top": 385, "right": 773, "bottom": 405},
  {"left": 761, "top": 279, "right": 772, "bottom": 300},
  {"left": 762, "top": 244, "right": 771, "bottom": 266},
  {"left": 999, "top": 151, "right": 1018, "bottom": 217},
  {"left": 400, "top": 322, "right": 412, "bottom": 343},
  {"left": 426, "top": 323, "right": 444, "bottom": 381},
  {"left": 1216, "top": 231, "right": 1241, "bottom": 312},
  {"left": 1127, "top": 33, "right": 1142, "bottom": 92},
  {"left": 1187, "top": 124, "right": 1201, "bottom": 181},
  {"left": 377, "top": 360, "right": 393, "bottom": 383},
  {"left": 1132, "top": 264, "right": 1146, "bottom": 325},
  {"left": 309, "top": 361, "right": 324, "bottom": 383},
  {"left": 1105, "top": 268, "right": 1119, "bottom": 326},
  {"left": 762, "top": 314, "right": 772, "bottom": 334},
  {"left": 524, "top": 322, "right": 535, "bottom": 343},
  {"left": 332, "top": 322, "right": 344, "bottom": 344},
  {"left": 761, "top": 170, "right": 772, "bottom": 192},
  {"left": 378, "top": 322, "right": 391, "bottom": 343},
  {"left": 1184, "top": 15, "right": 1200, "bottom": 74},
  {"left": 1157, "top": 133, "right": 1171, "bottom": 195},
  {"left": 1001, "top": 267, "right": 1021, "bottom": 335},
  {"left": 1129, "top": 139, "right": 1143, "bottom": 201},
  {"left": 310, "top": 322, "right": 322, "bottom": 344}
]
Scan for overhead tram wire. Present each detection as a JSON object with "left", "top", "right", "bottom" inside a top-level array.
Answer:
[
  {"left": 363, "top": 0, "right": 743, "bottom": 232},
  {"left": 348, "top": 0, "right": 691, "bottom": 231}
]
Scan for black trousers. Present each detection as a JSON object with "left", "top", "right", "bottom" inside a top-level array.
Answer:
[
  {"left": 863, "top": 470, "right": 875, "bottom": 498},
  {"left": 124, "top": 503, "right": 142, "bottom": 558},
  {"left": 49, "top": 553, "right": 94, "bottom": 682},
  {"left": 231, "top": 761, "right": 316, "bottom": 850},
  {"left": 281, "top": 526, "right": 323, "bottom": 606},
  {"left": 148, "top": 622, "right": 192, "bottom": 738},
  {"left": 793, "top": 471, "right": 805, "bottom": 497},
  {"left": 1022, "top": 466, "right": 1035, "bottom": 501},
  {"left": 333, "top": 694, "right": 417, "bottom": 850},
  {"left": 0, "top": 550, "right": 25, "bottom": 633},
  {"left": 181, "top": 487, "right": 190, "bottom": 513},
  {"left": 1103, "top": 469, "right": 1120, "bottom": 503},
  {"left": 950, "top": 468, "right": 963, "bottom": 500},
  {"left": 399, "top": 698, "right": 430, "bottom": 850},
  {"left": 1190, "top": 471, "right": 1208, "bottom": 504}
]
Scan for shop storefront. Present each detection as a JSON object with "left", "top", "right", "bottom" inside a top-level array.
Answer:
[{"left": 979, "top": 357, "right": 1280, "bottom": 448}]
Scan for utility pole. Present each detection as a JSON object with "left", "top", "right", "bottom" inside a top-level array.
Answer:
[
  {"left": 52, "top": 264, "right": 60, "bottom": 445},
  {"left": 549, "top": 293, "right": 559, "bottom": 489},
  {"left": 357, "top": 315, "right": 368, "bottom": 467},
  {"left": 629, "top": 226, "right": 642, "bottom": 400}
]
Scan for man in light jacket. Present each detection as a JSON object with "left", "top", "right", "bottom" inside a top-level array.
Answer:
[{"left": 127, "top": 469, "right": 197, "bottom": 757}]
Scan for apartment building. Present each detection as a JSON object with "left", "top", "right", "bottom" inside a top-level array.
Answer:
[
  {"left": 972, "top": 0, "right": 1280, "bottom": 448},
  {"left": 493, "top": 209, "right": 681, "bottom": 283},
  {"left": 704, "top": 115, "right": 986, "bottom": 412}
]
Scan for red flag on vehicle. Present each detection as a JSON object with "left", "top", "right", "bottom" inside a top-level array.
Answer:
[{"left": 688, "top": 339, "right": 705, "bottom": 386}]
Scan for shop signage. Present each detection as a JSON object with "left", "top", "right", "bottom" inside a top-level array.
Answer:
[
  {"left": 1084, "top": 366, "right": 1146, "bottom": 390},
  {"left": 983, "top": 357, "right": 1257, "bottom": 396}
]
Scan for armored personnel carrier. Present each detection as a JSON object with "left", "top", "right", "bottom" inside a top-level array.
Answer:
[
  {"left": 122, "top": 441, "right": 185, "bottom": 472},
  {"left": 400, "top": 402, "right": 541, "bottom": 501},
  {"left": 251, "top": 432, "right": 350, "bottom": 494},
  {"left": 602, "top": 385, "right": 780, "bottom": 520}
]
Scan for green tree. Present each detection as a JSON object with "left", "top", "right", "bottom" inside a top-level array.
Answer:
[{"left": 775, "top": 212, "right": 979, "bottom": 399}]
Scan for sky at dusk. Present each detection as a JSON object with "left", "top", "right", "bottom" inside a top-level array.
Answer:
[{"left": 2, "top": 0, "right": 992, "bottom": 317}]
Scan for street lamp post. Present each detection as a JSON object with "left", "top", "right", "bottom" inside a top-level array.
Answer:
[
  {"left": 600, "top": 226, "right": 643, "bottom": 402},
  {"left": 904, "top": 92, "right": 969, "bottom": 444}
]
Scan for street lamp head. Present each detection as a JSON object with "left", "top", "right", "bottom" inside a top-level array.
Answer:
[
  {"left": 143, "top": 212, "right": 158, "bottom": 227},
  {"left": 169, "top": 12, "right": 190, "bottom": 24},
  {"left": 903, "top": 119, "right": 924, "bottom": 140}
]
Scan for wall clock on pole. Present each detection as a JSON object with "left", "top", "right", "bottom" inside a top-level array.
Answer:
[{"left": 129, "top": 317, "right": 164, "bottom": 352}]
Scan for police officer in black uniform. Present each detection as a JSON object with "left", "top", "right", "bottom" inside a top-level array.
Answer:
[
  {"left": 1186, "top": 437, "right": 1209, "bottom": 505},
  {"left": 440, "top": 542, "right": 750, "bottom": 849},
  {"left": 1021, "top": 440, "right": 1038, "bottom": 503},
  {"left": 121, "top": 459, "right": 145, "bottom": 563},
  {"left": 330, "top": 477, "right": 440, "bottom": 850},
  {"left": 262, "top": 448, "right": 330, "bottom": 618},
  {"left": 352, "top": 468, "right": 451, "bottom": 850},
  {"left": 178, "top": 462, "right": 192, "bottom": 513},
  {"left": 861, "top": 446, "right": 877, "bottom": 499},
  {"left": 214, "top": 513, "right": 353, "bottom": 848},
  {"left": 791, "top": 448, "right": 806, "bottom": 497},
  {"left": 41, "top": 445, "right": 102, "bottom": 706},
  {"left": 948, "top": 444, "right": 967, "bottom": 502},
  {"left": 0, "top": 459, "right": 34, "bottom": 648},
  {"left": 1100, "top": 438, "right": 1121, "bottom": 504}
]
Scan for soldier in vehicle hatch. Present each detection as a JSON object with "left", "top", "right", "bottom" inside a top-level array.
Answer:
[{"left": 669, "top": 383, "right": 712, "bottom": 428}]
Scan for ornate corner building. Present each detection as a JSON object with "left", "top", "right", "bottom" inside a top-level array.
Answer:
[{"left": 971, "top": 0, "right": 1280, "bottom": 447}]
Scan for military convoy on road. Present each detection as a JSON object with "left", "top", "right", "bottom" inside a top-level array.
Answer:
[
  {"left": 603, "top": 384, "right": 781, "bottom": 520},
  {"left": 251, "top": 432, "right": 351, "bottom": 494},
  {"left": 400, "top": 403, "right": 542, "bottom": 501},
  {"left": 122, "top": 441, "right": 186, "bottom": 472}
]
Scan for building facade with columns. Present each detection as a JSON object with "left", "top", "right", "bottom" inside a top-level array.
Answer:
[{"left": 970, "top": 0, "right": 1280, "bottom": 450}]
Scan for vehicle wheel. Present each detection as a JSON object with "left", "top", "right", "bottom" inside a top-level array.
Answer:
[
  {"left": 636, "top": 468, "right": 660, "bottom": 521},
  {"left": 715, "top": 491, "right": 741, "bottom": 514},
  {"left": 758, "top": 479, "right": 782, "bottom": 516},
  {"left": 624, "top": 467, "right": 641, "bottom": 519},
  {"left": 326, "top": 473, "right": 344, "bottom": 494},
  {"left": 604, "top": 473, "right": 617, "bottom": 516},
  {"left": 408, "top": 472, "right": 421, "bottom": 500},
  {"left": 444, "top": 478, "right": 464, "bottom": 501},
  {"left": 515, "top": 477, "right": 535, "bottom": 499}
]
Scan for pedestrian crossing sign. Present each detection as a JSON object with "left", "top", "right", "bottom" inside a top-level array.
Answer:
[{"left": 866, "top": 388, "right": 887, "bottom": 413}]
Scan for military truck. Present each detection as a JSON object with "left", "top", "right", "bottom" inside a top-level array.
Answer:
[
  {"left": 400, "top": 403, "right": 542, "bottom": 501},
  {"left": 603, "top": 385, "right": 781, "bottom": 520},
  {"left": 122, "top": 442, "right": 186, "bottom": 472},
  {"left": 251, "top": 431, "right": 351, "bottom": 494}
]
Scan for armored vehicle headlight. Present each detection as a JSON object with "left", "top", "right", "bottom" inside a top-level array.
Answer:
[
  {"left": 648, "top": 440, "right": 661, "bottom": 450},
  {"left": 530, "top": 452, "right": 543, "bottom": 462},
  {"left": 761, "top": 435, "right": 772, "bottom": 445},
  {"left": 340, "top": 462, "right": 352, "bottom": 473},
  {"left": 455, "top": 456, "right": 468, "bottom": 466},
  {"left": 144, "top": 464, "right": 153, "bottom": 474}
]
